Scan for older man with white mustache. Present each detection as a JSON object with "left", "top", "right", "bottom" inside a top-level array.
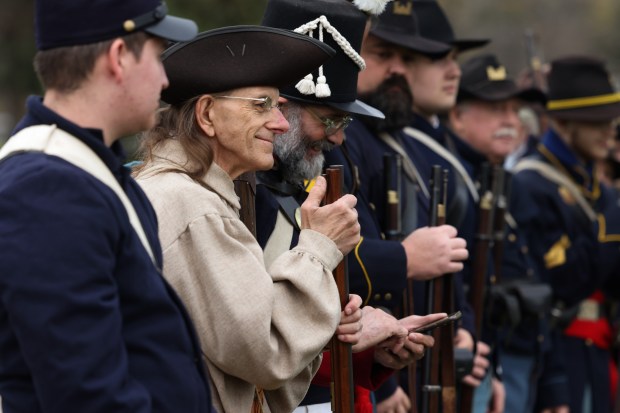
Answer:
[
  {"left": 448, "top": 53, "right": 552, "bottom": 413},
  {"left": 449, "top": 54, "right": 546, "bottom": 166}
]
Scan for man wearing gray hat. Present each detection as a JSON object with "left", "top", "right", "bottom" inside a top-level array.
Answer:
[{"left": 0, "top": 1, "right": 215, "bottom": 412}]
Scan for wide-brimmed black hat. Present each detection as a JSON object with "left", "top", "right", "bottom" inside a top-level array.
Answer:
[
  {"left": 36, "top": 0, "right": 197, "bottom": 51},
  {"left": 369, "top": 0, "right": 452, "bottom": 58},
  {"left": 414, "top": 0, "right": 489, "bottom": 53},
  {"left": 262, "top": 0, "right": 384, "bottom": 119},
  {"left": 161, "top": 26, "right": 335, "bottom": 106},
  {"left": 546, "top": 56, "right": 620, "bottom": 121},
  {"left": 458, "top": 54, "right": 546, "bottom": 104}
]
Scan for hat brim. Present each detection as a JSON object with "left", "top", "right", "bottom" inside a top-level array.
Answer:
[
  {"left": 370, "top": 28, "right": 452, "bottom": 57},
  {"left": 161, "top": 26, "right": 336, "bottom": 105},
  {"left": 281, "top": 91, "right": 385, "bottom": 119},
  {"left": 144, "top": 15, "right": 198, "bottom": 42},
  {"left": 459, "top": 81, "right": 546, "bottom": 105},
  {"left": 452, "top": 39, "right": 490, "bottom": 53},
  {"left": 547, "top": 102, "right": 620, "bottom": 122}
]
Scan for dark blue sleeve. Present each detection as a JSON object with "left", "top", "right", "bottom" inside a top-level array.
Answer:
[
  {"left": 0, "top": 156, "right": 152, "bottom": 412},
  {"left": 511, "top": 170, "right": 599, "bottom": 306}
]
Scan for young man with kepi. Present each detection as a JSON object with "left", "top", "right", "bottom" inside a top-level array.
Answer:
[
  {"left": 0, "top": 1, "right": 216, "bottom": 412},
  {"left": 512, "top": 55, "right": 620, "bottom": 413}
]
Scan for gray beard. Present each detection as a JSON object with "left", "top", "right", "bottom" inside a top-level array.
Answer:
[{"left": 274, "top": 105, "right": 333, "bottom": 184}]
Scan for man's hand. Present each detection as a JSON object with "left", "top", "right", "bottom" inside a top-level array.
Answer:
[
  {"left": 376, "top": 386, "right": 411, "bottom": 413},
  {"left": 541, "top": 406, "right": 569, "bottom": 413},
  {"left": 488, "top": 377, "right": 505, "bottom": 413},
  {"left": 461, "top": 340, "right": 490, "bottom": 388},
  {"left": 401, "top": 225, "right": 468, "bottom": 280},
  {"left": 335, "top": 294, "right": 363, "bottom": 345},
  {"left": 301, "top": 176, "right": 360, "bottom": 255}
]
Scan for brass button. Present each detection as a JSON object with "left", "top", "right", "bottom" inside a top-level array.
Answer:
[
  {"left": 374, "top": 294, "right": 381, "bottom": 302},
  {"left": 490, "top": 275, "right": 497, "bottom": 284},
  {"left": 385, "top": 293, "right": 392, "bottom": 301},
  {"left": 585, "top": 338, "right": 593, "bottom": 346},
  {"left": 521, "top": 245, "right": 529, "bottom": 254},
  {"left": 508, "top": 234, "right": 517, "bottom": 242}
]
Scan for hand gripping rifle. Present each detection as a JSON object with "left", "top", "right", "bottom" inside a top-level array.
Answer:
[
  {"left": 459, "top": 164, "right": 500, "bottom": 413},
  {"left": 383, "top": 153, "right": 420, "bottom": 412},
  {"left": 421, "top": 165, "right": 457, "bottom": 413},
  {"left": 325, "top": 165, "right": 355, "bottom": 413}
]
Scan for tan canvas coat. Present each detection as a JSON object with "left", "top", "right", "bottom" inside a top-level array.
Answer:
[{"left": 136, "top": 140, "right": 342, "bottom": 413}]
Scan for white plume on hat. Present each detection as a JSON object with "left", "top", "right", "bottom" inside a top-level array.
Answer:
[
  {"left": 352, "top": 0, "right": 392, "bottom": 15},
  {"left": 294, "top": 15, "right": 366, "bottom": 98}
]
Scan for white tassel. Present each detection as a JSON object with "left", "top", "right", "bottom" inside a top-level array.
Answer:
[
  {"left": 295, "top": 74, "right": 316, "bottom": 95},
  {"left": 315, "top": 75, "right": 331, "bottom": 98},
  {"left": 353, "top": 0, "right": 391, "bottom": 15}
]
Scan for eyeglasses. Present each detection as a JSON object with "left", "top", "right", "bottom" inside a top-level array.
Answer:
[
  {"left": 215, "top": 95, "right": 280, "bottom": 113},
  {"left": 304, "top": 106, "right": 353, "bottom": 136}
]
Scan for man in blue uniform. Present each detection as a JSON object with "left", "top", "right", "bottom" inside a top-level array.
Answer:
[
  {"left": 447, "top": 53, "right": 556, "bottom": 413},
  {"left": 0, "top": 1, "right": 215, "bottom": 412},
  {"left": 344, "top": 1, "right": 490, "bottom": 410},
  {"left": 258, "top": 0, "right": 468, "bottom": 411},
  {"left": 512, "top": 56, "right": 620, "bottom": 413}
]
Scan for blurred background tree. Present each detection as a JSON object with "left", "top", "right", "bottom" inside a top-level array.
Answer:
[{"left": 1, "top": 0, "right": 619, "bottom": 145}]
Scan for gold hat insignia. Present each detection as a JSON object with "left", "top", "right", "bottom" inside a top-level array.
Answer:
[
  {"left": 486, "top": 65, "right": 507, "bottom": 81},
  {"left": 393, "top": 1, "right": 413, "bottom": 16}
]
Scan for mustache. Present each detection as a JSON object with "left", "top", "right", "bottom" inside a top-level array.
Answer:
[
  {"left": 493, "top": 127, "right": 519, "bottom": 139},
  {"left": 308, "top": 139, "right": 336, "bottom": 153}
]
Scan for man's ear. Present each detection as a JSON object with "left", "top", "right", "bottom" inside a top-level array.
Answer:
[
  {"left": 105, "top": 38, "right": 129, "bottom": 83},
  {"left": 196, "top": 95, "right": 217, "bottom": 137},
  {"left": 449, "top": 105, "right": 466, "bottom": 136}
]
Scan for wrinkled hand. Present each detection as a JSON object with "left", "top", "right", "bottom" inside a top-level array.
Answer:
[
  {"left": 376, "top": 386, "right": 411, "bottom": 413},
  {"left": 401, "top": 225, "right": 468, "bottom": 280},
  {"left": 487, "top": 377, "right": 505, "bottom": 413},
  {"left": 346, "top": 306, "right": 406, "bottom": 353},
  {"left": 373, "top": 313, "right": 444, "bottom": 369},
  {"left": 374, "top": 331, "right": 434, "bottom": 369},
  {"left": 461, "top": 341, "right": 490, "bottom": 388},
  {"left": 335, "top": 294, "right": 363, "bottom": 345},
  {"left": 301, "top": 176, "right": 360, "bottom": 255}
]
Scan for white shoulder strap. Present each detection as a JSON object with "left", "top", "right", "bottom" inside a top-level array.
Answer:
[
  {"left": 378, "top": 132, "right": 429, "bottom": 199},
  {"left": 0, "top": 125, "right": 156, "bottom": 264},
  {"left": 513, "top": 158, "right": 597, "bottom": 222},
  {"left": 263, "top": 210, "right": 295, "bottom": 270},
  {"left": 402, "top": 126, "right": 480, "bottom": 202}
]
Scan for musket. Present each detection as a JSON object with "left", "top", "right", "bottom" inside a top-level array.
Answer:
[
  {"left": 492, "top": 169, "right": 509, "bottom": 283},
  {"left": 524, "top": 28, "right": 547, "bottom": 92},
  {"left": 325, "top": 165, "right": 354, "bottom": 413},
  {"left": 234, "top": 172, "right": 257, "bottom": 237},
  {"left": 421, "top": 165, "right": 457, "bottom": 413},
  {"left": 384, "top": 153, "right": 420, "bottom": 413},
  {"left": 459, "top": 163, "right": 497, "bottom": 413}
]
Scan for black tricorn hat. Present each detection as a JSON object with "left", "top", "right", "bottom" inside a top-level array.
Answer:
[
  {"left": 413, "top": 0, "right": 489, "bottom": 53},
  {"left": 262, "top": 0, "right": 384, "bottom": 119},
  {"left": 161, "top": 25, "right": 336, "bottom": 106},
  {"left": 546, "top": 56, "right": 620, "bottom": 121},
  {"left": 369, "top": 0, "right": 452, "bottom": 58},
  {"left": 458, "top": 54, "right": 546, "bottom": 104},
  {"left": 36, "top": 0, "right": 197, "bottom": 51}
]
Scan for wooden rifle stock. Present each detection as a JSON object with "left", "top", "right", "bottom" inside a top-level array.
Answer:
[
  {"left": 384, "top": 153, "right": 420, "bottom": 413},
  {"left": 421, "top": 166, "right": 456, "bottom": 413},
  {"left": 234, "top": 172, "right": 257, "bottom": 237},
  {"left": 325, "top": 165, "right": 354, "bottom": 413},
  {"left": 459, "top": 164, "right": 497, "bottom": 413},
  {"left": 492, "top": 168, "right": 509, "bottom": 282}
]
